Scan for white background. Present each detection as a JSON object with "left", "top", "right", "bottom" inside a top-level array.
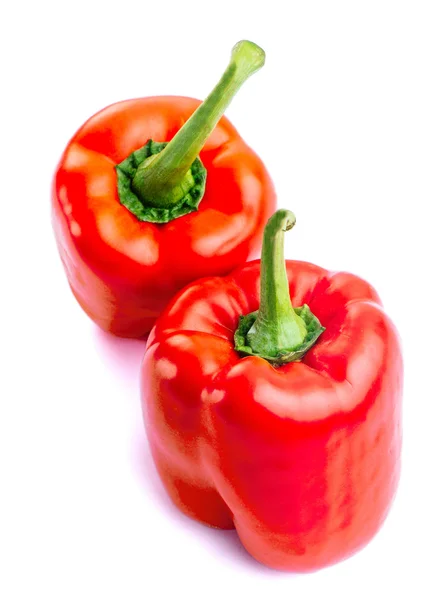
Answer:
[{"left": 1, "top": 1, "right": 445, "bottom": 598}]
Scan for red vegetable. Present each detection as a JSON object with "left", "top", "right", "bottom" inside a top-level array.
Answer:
[
  {"left": 52, "top": 41, "right": 275, "bottom": 337},
  {"left": 141, "top": 209, "right": 403, "bottom": 571}
]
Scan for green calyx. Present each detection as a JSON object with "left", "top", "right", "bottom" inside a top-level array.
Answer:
[
  {"left": 234, "top": 209, "right": 325, "bottom": 366},
  {"left": 115, "top": 40, "right": 265, "bottom": 224},
  {"left": 234, "top": 305, "right": 325, "bottom": 366},
  {"left": 115, "top": 140, "right": 206, "bottom": 223}
]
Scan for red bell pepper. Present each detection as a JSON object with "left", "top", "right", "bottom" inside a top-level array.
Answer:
[
  {"left": 52, "top": 41, "right": 275, "bottom": 337},
  {"left": 141, "top": 209, "right": 403, "bottom": 572}
]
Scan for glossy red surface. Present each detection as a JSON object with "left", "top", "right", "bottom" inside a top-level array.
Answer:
[
  {"left": 52, "top": 97, "right": 276, "bottom": 337},
  {"left": 141, "top": 260, "right": 403, "bottom": 571}
]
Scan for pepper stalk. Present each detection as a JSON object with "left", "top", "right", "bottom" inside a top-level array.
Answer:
[
  {"left": 116, "top": 40, "right": 265, "bottom": 223},
  {"left": 234, "top": 209, "right": 325, "bottom": 366}
]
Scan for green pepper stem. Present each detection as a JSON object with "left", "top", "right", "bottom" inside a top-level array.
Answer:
[
  {"left": 131, "top": 40, "right": 265, "bottom": 208},
  {"left": 246, "top": 210, "right": 307, "bottom": 357}
]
